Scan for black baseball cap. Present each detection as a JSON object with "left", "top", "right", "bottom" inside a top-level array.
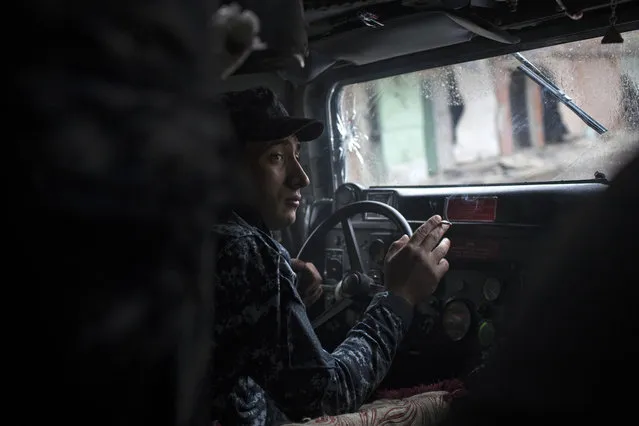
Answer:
[{"left": 221, "top": 87, "right": 324, "bottom": 144}]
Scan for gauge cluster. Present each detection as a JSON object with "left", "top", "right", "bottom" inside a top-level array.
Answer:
[
  {"left": 405, "top": 268, "right": 516, "bottom": 359},
  {"left": 333, "top": 183, "right": 363, "bottom": 210},
  {"left": 333, "top": 184, "right": 400, "bottom": 221},
  {"left": 322, "top": 183, "right": 526, "bottom": 380},
  {"left": 317, "top": 180, "right": 596, "bottom": 389},
  {"left": 364, "top": 191, "right": 397, "bottom": 220},
  {"left": 326, "top": 185, "right": 513, "bottom": 353},
  {"left": 442, "top": 300, "right": 472, "bottom": 342},
  {"left": 323, "top": 229, "right": 400, "bottom": 284}
]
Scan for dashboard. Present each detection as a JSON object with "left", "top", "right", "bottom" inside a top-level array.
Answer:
[{"left": 311, "top": 181, "right": 606, "bottom": 386}]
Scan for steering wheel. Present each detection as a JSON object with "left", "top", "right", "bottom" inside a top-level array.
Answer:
[{"left": 296, "top": 201, "right": 413, "bottom": 328}]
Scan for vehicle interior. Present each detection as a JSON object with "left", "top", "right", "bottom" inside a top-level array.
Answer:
[
  {"left": 20, "top": 1, "right": 637, "bottom": 425},
  {"left": 221, "top": 0, "right": 639, "bottom": 402}
]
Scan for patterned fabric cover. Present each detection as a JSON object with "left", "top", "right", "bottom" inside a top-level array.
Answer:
[{"left": 282, "top": 391, "right": 451, "bottom": 426}]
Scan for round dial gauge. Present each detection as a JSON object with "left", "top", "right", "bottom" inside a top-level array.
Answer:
[
  {"left": 478, "top": 320, "right": 496, "bottom": 347},
  {"left": 335, "top": 184, "right": 357, "bottom": 206},
  {"left": 442, "top": 300, "right": 472, "bottom": 342},
  {"left": 483, "top": 278, "right": 502, "bottom": 302}
]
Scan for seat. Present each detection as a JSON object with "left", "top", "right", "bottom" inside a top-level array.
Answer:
[{"left": 283, "top": 391, "right": 451, "bottom": 426}]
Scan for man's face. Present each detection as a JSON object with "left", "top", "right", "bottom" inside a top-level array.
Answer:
[{"left": 245, "top": 135, "right": 310, "bottom": 230}]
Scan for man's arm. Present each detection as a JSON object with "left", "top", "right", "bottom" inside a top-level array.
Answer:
[
  {"left": 321, "top": 291, "right": 413, "bottom": 414},
  {"left": 215, "top": 235, "right": 412, "bottom": 421}
]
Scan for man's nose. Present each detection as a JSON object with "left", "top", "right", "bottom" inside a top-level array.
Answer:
[{"left": 288, "top": 158, "right": 310, "bottom": 189}]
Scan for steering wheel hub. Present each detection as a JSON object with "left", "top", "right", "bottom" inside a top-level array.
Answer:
[
  {"left": 339, "top": 271, "right": 374, "bottom": 298},
  {"left": 297, "top": 201, "right": 413, "bottom": 328}
]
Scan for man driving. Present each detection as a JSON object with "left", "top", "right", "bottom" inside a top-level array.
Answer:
[{"left": 212, "top": 87, "right": 452, "bottom": 425}]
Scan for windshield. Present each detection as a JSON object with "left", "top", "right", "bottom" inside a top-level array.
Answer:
[{"left": 334, "top": 30, "right": 639, "bottom": 187}]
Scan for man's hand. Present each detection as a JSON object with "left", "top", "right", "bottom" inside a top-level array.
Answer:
[
  {"left": 383, "top": 215, "right": 451, "bottom": 306},
  {"left": 291, "top": 258, "right": 324, "bottom": 307}
]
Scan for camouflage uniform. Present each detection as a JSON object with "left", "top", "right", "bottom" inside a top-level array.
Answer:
[{"left": 211, "top": 209, "right": 414, "bottom": 425}]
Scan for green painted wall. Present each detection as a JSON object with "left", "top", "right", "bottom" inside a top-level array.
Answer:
[{"left": 377, "top": 76, "right": 438, "bottom": 180}]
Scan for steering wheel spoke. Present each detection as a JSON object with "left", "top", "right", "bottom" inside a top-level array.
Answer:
[
  {"left": 298, "top": 201, "right": 413, "bottom": 329},
  {"left": 341, "top": 218, "right": 364, "bottom": 273}
]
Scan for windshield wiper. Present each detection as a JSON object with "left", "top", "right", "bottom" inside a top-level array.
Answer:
[{"left": 512, "top": 52, "right": 608, "bottom": 135}]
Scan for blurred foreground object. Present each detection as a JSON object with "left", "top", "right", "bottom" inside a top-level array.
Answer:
[
  {"left": 15, "top": 1, "right": 240, "bottom": 425},
  {"left": 212, "top": 2, "right": 267, "bottom": 79},
  {"left": 443, "top": 149, "right": 639, "bottom": 425},
  {"left": 220, "top": 0, "right": 308, "bottom": 74}
]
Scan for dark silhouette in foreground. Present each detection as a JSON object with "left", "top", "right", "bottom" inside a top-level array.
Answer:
[
  {"left": 444, "top": 149, "right": 639, "bottom": 425},
  {"left": 16, "top": 1, "right": 239, "bottom": 425}
]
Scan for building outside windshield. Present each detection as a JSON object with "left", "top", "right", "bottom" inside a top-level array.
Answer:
[{"left": 335, "top": 30, "right": 639, "bottom": 187}]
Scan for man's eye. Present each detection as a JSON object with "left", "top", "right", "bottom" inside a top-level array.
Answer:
[{"left": 270, "top": 153, "right": 284, "bottom": 162}]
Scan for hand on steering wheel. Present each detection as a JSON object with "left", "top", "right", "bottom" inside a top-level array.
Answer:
[
  {"left": 291, "top": 258, "right": 323, "bottom": 306},
  {"left": 296, "top": 201, "right": 416, "bottom": 328},
  {"left": 297, "top": 201, "right": 413, "bottom": 297},
  {"left": 383, "top": 215, "right": 451, "bottom": 306}
]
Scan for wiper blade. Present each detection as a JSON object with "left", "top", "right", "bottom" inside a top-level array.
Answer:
[{"left": 512, "top": 52, "right": 608, "bottom": 135}]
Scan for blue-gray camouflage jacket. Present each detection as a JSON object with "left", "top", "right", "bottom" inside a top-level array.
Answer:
[{"left": 211, "top": 210, "right": 414, "bottom": 425}]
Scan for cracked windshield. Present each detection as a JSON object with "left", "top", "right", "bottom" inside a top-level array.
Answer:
[{"left": 336, "top": 30, "right": 639, "bottom": 186}]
